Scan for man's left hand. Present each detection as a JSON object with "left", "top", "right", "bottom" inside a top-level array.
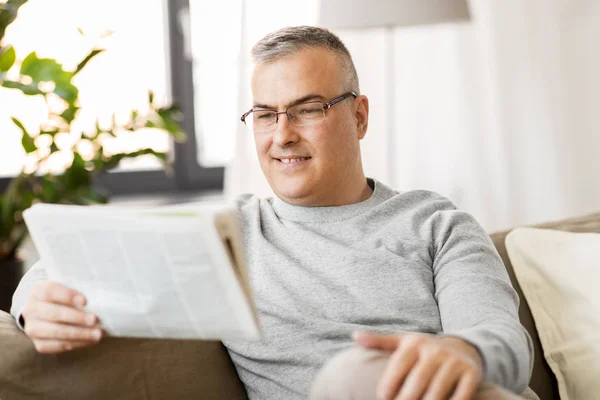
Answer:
[{"left": 353, "top": 331, "right": 484, "bottom": 400}]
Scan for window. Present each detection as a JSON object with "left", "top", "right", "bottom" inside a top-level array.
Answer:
[
  {"left": 184, "top": 0, "right": 319, "bottom": 166},
  {"left": 0, "top": 0, "right": 223, "bottom": 195},
  {"left": 188, "top": 0, "right": 242, "bottom": 167}
]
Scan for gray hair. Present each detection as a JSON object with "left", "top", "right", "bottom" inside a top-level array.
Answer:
[{"left": 251, "top": 26, "right": 360, "bottom": 94}]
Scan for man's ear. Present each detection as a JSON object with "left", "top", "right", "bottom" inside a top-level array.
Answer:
[{"left": 354, "top": 95, "right": 369, "bottom": 140}]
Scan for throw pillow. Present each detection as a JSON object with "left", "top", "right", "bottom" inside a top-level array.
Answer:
[{"left": 505, "top": 228, "right": 600, "bottom": 400}]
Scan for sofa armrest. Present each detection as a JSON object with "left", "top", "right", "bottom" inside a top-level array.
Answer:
[{"left": 0, "top": 311, "right": 247, "bottom": 400}]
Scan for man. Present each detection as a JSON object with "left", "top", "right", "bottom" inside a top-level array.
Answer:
[{"left": 12, "top": 26, "right": 537, "bottom": 400}]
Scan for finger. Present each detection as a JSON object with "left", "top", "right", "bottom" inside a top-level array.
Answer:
[
  {"left": 24, "top": 319, "right": 102, "bottom": 342},
  {"left": 376, "top": 346, "right": 418, "bottom": 400},
  {"left": 395, "top": 357, "right": 442, "bottom": 400},
  {"left": 353, "top": 331, "right": 402, "bottom": 351},
  {"left": 422, "top": 360, "right": 463, "bottom": 400},
  {"left": 24, "top": 301, "right": 97, "bottom": 327},
  {"left": 32, "top": 339, "right": 98, "bottom": 355},
  {"left": 32, "top": 281, "right": 86, "bottom": 308},
  {"left": 449, "top": 370, "right": 479, "bottom": 400}
]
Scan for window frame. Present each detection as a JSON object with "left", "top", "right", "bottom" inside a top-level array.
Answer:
[{"left": 0, "top": 0, "right": 224, "bottom": 196}]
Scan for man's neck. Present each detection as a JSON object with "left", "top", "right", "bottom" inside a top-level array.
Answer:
[{"left": 288, "top": 177, "right": 373, "bottom": 207}]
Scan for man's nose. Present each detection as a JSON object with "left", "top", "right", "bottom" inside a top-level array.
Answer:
[{"left": 272, "top": 112, "right": 300, "bottom": 147}]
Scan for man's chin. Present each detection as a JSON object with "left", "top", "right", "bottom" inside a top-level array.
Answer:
[
  {"left": 275, "top": 189, "right": 308, "bottom": 204},
  {"left": 272, "top": 180, "right": 313, "bottom": 204}
]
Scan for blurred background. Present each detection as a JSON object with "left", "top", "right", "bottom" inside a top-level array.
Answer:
[{"left": 1, "top": 0, "right": 599, "bottom": 233}]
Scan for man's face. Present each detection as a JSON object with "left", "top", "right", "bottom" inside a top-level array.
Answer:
[{"left": 250, "top": 47, "right": 367, "bottom": 206}]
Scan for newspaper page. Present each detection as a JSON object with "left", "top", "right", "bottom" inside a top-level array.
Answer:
[{"left": 22, "top": 203, "right": 261, "bottom": 341}]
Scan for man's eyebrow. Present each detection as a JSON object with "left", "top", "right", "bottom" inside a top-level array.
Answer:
[{"left": 252, "top": 93, "right": 325, "bottom": 110}]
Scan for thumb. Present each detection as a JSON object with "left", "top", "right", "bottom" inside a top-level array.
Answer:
[{"left": 352, "top": 331, "right": 402, "bottom": 351}]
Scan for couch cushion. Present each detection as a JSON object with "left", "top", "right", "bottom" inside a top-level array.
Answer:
[
  {"left": 0, "top": 311, "right": 248, "bottom": 400},
  {"left": 506, "top": 228, "right": 600, "bottom": 400},
  {"left": 490, "top": 211, "right": 600, "bottom": 400}
]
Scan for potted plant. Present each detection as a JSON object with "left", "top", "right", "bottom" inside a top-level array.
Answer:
[{"left": 0, "top": 0, "right": 186, "bottom": 311}]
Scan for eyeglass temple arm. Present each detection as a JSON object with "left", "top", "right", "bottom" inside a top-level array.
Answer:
[{"left": 325, "top": 92, "right": 358, "bottom": 108}]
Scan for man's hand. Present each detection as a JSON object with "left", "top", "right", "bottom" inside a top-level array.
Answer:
[
  {"left": 353, "top": 331, "right": 484, "bottom": 400},
  {"left": 21, "top": 281, "right": 103, "bottom": 354}
]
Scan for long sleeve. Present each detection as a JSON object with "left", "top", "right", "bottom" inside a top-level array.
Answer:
[
  {"left": 430, "top": 206, "right": 533, "bottom": 393},
  {"left": 10, "top": 260, "right": 48, "bottom": 329}
]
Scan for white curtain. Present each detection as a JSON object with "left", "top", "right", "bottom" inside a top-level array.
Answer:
[{"left": 224, "top": 0, "right": 600, "bottom": 232}]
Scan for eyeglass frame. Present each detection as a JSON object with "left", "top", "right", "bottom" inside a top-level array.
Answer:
[{"left": 240, "top": 91, "right": 358, "bottom": 132}]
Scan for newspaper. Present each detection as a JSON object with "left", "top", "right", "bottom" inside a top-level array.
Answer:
[{"left": 22, "top": 203, "right": 261, "bottom": 341}]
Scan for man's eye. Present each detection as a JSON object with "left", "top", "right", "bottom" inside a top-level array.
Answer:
[
  {"left": 299, "top": 107, "right": 321, "bottom": 115},
  {"left": 256, "top": 112, "right": 275, "bottom": 120}
]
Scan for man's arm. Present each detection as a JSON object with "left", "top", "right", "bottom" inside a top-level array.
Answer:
[
  {"left": 10, "top": 261, "right": 48, "bottom": 328},
  {"left": 10, "top": 261, "right": 102, "bottom": 353},
  {"left": 430, "top": 204, "right": 533, "bottom": 393},
  {"left": 353, "top": 330, "right": 485, "bottom": 399}
]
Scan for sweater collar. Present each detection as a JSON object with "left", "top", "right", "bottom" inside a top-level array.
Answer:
[{"left": 270, "top": 178, "right": 389, "bottom": 223}]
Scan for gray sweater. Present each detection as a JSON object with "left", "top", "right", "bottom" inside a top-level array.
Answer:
[{"left": 12, "top": 179, "right": 533, "bottom": 399}]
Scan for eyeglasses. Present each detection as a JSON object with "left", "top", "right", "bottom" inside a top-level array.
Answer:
[{"left": 240, "top": 92, "right": 357, "bottom": 133}]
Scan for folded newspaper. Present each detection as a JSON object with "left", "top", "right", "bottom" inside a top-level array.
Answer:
[{"left": 22, "top": 203, "right": 261, "bottom": 341}]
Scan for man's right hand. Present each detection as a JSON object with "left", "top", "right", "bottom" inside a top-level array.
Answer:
[{"left": 21, "top": 281, "right": 103, "bottom": 354}]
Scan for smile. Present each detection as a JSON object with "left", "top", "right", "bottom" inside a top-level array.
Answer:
[
  {"left": 278, "top": 157, "right": 310, "bottom": 164},
  {"left": 274, "top": 157, "right": 312, "bottom": 168}
]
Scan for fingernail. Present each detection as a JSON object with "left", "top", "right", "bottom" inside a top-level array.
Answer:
[
  {"left": 85, "top": 314, "right": 96, "bottom": 326},
  {"left": 352, "top": 331, "right": 363, "bottom": 340},
  {"left": 74, "top": 295, "right": 86, "bottom": 307},
  {"left": 92, "top": 329, "right": 102, "bottom": 340}
]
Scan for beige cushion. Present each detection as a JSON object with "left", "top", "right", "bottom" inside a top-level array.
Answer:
[
  {"left": 506, "top": 228, "right": 600, "bottom": 400},
  {"left": 0, "top": 311, "right": 248, "bottom": 400}
]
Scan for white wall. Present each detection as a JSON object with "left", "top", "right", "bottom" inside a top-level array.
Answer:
[
  {"left": 343, "top": 0, "right": 600, "bottom": 231},
  {"left": 223, "top": 0, "right": 600, "bottom": 232}
]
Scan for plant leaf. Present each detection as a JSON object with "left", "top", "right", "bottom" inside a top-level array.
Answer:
[
  {"left": 11, "top": 117, "right": 37, "bottom": 153},
  {"left": 53, "top": 75, "right": 78, "bottom": 103},
  {"left": 103, "top": 149, "right": 167, "bottom": 171},
  {"left": 0, "top": 194, "right": 14, "bottom": 238},
  {"left": 21, "top": 131, "right": 37, "bottom": 153},
  {"left": 21, "top": 52, "right": 68, "bottom": 82},
  {"left": 69, "top": 187, "right": 109, "bottom": 205},
  {"left": 60, "top": 106, "right": 80, "bottom": 123},
  {"left": 1, "top": 79, "right": 43, "bottom": 95},
  {"left": 62, "top": 152, "right": 91, "bottom": 190},
  {"left": 39, "top": 175, "right": 59, "bottom": 203},
  {"left": 0, "top": 0, "right": 28, "bottom": 44},
  {"left": 18, "top": 190, "right": 35, "bottom": 211},
  {"left": 148, "top": 90, "right": 154, "bottom": 105},
  {"left": 74, "top": 48, "right": 104, "bottom": 76},
  {"left": 157, "top": 106, "right": 186, "bottom": 141},
  {"left": 39, "top": 128, "right": 60, "bottom": 137},
  {"left": 0, "top": 45, "right": 16, "bottom": 72},
  {"left": 10, "top": 116, "right": 26, "bottom": 132}
]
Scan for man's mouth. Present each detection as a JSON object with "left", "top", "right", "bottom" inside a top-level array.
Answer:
[{"left": 276, "top": 157, "right": 311, "bottom": 164}]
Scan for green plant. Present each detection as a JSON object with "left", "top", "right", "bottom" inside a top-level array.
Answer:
[{"left": 0, "top": 0, "right": 186, "bottom": 262}]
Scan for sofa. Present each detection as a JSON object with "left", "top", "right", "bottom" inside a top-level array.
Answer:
[{"left": 1, "top": 211, "right": 599, "bottom": 400}]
